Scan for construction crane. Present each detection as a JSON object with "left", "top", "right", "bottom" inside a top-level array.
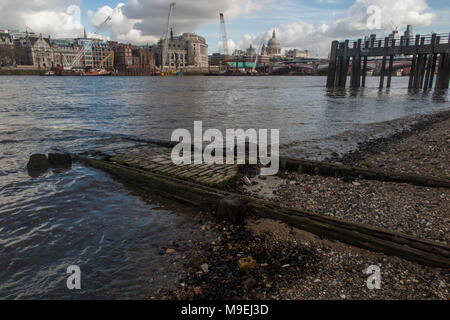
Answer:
[
  {"left": 252, "top": 39, "right": 265, "bottom": 74},
  {"left": 219, "top": 13, "right": 229, "bottom": 59},
  {"left": 162, "top": 3, "right": 176, "bottom": 74},
  {"left": 99, "top": 50, "right": 114, "bottom": 70},
  {"left": 98, "top": 16, "right": 112, "bottom": 31}
]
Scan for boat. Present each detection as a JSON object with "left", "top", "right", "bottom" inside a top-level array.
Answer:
[
  {"left": 83, "top": 68, "right": 112, "bottom": 76},
  {"left": 40, "top": 70, "right": 57, "bottom": 76}
]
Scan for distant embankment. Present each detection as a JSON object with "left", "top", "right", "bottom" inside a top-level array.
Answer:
[{"left": 0, "top": 68, "right": 41, "bottom": 76}]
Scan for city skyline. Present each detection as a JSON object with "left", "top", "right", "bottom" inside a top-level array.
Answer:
[{"left": 0, "top": 0, "right": 449, "bottom": 56}]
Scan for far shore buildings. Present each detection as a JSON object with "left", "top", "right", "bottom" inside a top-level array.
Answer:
[
  {"left": 0, "top": 28, "right": 155, "bottom": 71},
  {"left": 0, "top": 30, "right": 14, "bottom": 65},
  {"left": 210, "top": 28, "right": 310, "bottom": 67},
  {"left": 266, "top": 29, "right": 282, "bottom": 57},
  {"left": 154, "top": 31, "right": 209, "bottom": 69}
]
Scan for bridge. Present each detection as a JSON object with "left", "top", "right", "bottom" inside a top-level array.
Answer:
[
  {"left": 326, "top": 33, "right": 450, "bottom": 90},
  {"left": 271, "top": 60, "right": 412, "bottom": 75}
]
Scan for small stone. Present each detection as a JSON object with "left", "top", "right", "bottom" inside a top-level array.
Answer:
[
  {"left": 201, "top": 263, "right": 209, "bottom": 273},
  {"left": 194, "top": 287, "right": 203, "bottom": 295},
  {"left": 242, "top": 176, "right": 252, "bottom": 186},
  {"left": 166, "top": 248, "right": 175, "bottom": 254},
  {"left": 238, "top": 256, "right": 257, "bottom": 270},
  {"left": 242, "top": 277, "right": 257, "bottom": 289},
  {"left": 352, "top": 181, "right": 361, "bottom": 186}
]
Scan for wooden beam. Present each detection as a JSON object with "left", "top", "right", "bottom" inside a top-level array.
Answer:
[
  {"left": 326, "top": 41, "right": 339, "bottom": 88},
  {"left": 340, "top": 40, "right": 350, "bottom": 88},
  {"left": 379, "top": 37, "right": 389, "bottom": 89},
  {"left": 424, "top": 34, "right": 437, "bottom": 90},
  {"left": 429, "top": 36, "right": 440, "bottom": 89},
  {"left": 408, "top": 35, "right": 421, "bottom": 89},
  {"left": 387, "top": 38, "right": 395, "bottom": 88}
]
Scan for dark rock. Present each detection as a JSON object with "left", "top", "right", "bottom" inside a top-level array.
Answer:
[
  {"left": 27, "top": 154, "right": 50, "bottom": 177},
  {"left": 242, "top": 277, "right": 257, "bottom": 289},
  {"left": 216, "top": 196, "right": 248, "bottom": 224},
  {"left": 48, "top": 153, "right": 72, "bottom": 168}
]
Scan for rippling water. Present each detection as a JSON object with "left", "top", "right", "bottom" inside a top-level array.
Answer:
[{"left": 0, "top": 76, "right": 448, "bottom": 299}]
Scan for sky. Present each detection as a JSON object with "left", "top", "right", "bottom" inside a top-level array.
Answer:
[{"left": 0, "top": 0, "right": 449, "bottom": 57}]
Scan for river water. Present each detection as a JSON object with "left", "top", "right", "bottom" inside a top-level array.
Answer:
[{"left": 0, "top": 76, "right": 448, "bottom": 299}]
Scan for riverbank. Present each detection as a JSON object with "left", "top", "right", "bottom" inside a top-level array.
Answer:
[
  {"left": 160, "top": 109, "right": 449, "bottom": 300},
  {"left": 0, "top": 69, "right": 41, "bottom": 75}
]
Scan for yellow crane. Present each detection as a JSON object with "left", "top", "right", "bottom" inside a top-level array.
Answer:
[{"left": 99, "top": 50, "right": 114, "bottom": 70}]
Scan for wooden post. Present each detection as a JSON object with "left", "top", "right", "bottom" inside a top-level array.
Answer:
[
  {"left": 437, "top": 52, "right": 450, "bottom": 90},
  {"left": 420, "top": 54, "right": 428, "bottom": 89},
  {"left": 413, "top": 37, "right": 425, "bottom": 89},
  {"left": 361, "top": 40, "right": 368, "bottom": 87},
  {"left": 327, "top": 41, "right": 339, "bottom": 88},
  {"left": 387, "top": 38, "right": 395, "bottom": 88},
  {"left": 362, "top": 56, "right": 368, "bottom": 87},
  {"left": 340, "top": 40, "right": 350, "bottom": 88},
  {"left": 350, "top": 41, "right": 358, "bottom": 88},
  {"left": 355, "top": 39, "right": 362, "bottom": 88},
  {"left": 334, "top": 43, "right": 344, "bottom": 86},
  {"left": 408, "top": 35, "right": 420, "bottom": 89},
  {"left": 439, "top": 34, "right": 450, "bottom": 89},
  {"left": 429, "top": 36, "right": 440, "bottom": 89},
  {"left": 379, "top": 37, "right": 389, "bottom": 89},
  {"left": 424, "top": 34, "right": 436, "bottom": 90}
]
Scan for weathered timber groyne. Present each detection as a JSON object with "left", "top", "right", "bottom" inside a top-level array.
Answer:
[
  {"left": 327, "top": 33, "right": 450, "bottom": 90},
  {"left": 74, "top": 150, "right": 450, "bottom": 268},
  {"left": 279, "top": 157, "right": 450, "bottom": 189}
]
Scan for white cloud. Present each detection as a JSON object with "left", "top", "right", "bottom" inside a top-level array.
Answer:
[
  {"left": 235, "top": 0, "right": 436, "bottom": 57},
  {"left": 87, "top": 0, "right": 271, "bottom": 44},
  {"left": 0, "top": 0, "right": 84, "bottom": 38},
  {"left": 87, "top": 3, "right": 158, "bottom": 44}
]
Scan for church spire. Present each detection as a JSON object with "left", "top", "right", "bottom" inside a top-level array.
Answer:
[
  {"left": 272, "top": 29, "right": 276, "bottom": 38},
  {"left": 84, "top": 27, "right": 87, "bottom": 39}
]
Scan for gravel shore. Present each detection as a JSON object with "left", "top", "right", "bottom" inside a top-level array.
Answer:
[
  {"left": 161, "top": 216, "right": 448, "bottom": 300},
  {"left": 335, "top": 110, "right": 450, "bottom": 180},
  {"left": 160, "top": 110, "right": 449, "bottom": 300},
  {"left": 243, "top": 174, "right": 449, "bottom": 243}
]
